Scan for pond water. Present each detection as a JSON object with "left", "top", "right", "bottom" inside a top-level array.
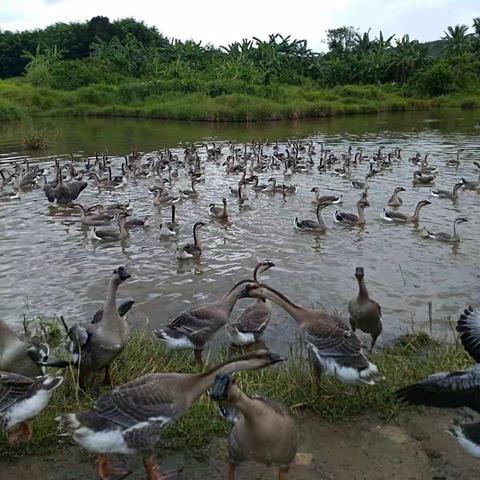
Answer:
[{"left": 0, "top": 110, "right": 479, "bottom": 353}]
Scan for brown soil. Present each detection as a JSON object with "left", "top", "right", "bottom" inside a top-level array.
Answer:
[{"left": 1, "top": 409, "right": 477, "bottom": 480}]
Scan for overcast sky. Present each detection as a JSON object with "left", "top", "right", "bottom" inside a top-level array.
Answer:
[{"left": 1, "top": 0, "right": 478, "bottom": 51}]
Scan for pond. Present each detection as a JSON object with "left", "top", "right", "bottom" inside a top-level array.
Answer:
[{"left": 0, "top": 110, "right": 479, "bottom": 354}]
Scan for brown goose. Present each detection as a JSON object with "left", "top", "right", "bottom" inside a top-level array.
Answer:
[
  {"left": 1, "top": 372, "right": 63, "bottom": 444},
  {"left": 0, "top": 319, "right": 46, "bottom": 377},
  {"left": 431, "top": 182, "right": 464, "bottom": 201},
  {"left": 238, "top": 283, "right": 383, "bottom": 386},
  {"left": 387, "top": 187, "right": 406, "bottom": 207},
  {"left": 211, "top": 373, "right": 297, "bottom": 480},
  {"left": 46, "top": 267, "right": 132, "bottom": 389},
  {"left": 73, "top": 203, "right": 113, "bottom": 227},
  {"left": 348, "top": 267, "right": 382, "bottom": 352},
  {"left": 412, "top": 171, "right": 435, "bottom": 186},
  {"left": 90, "top": 213, "right": 129, "bottom": 241},
  {"left": 461, "top": 162, "right": 480, "bottom": 191},
  {"left": 209, "top": 197, "right": 228, "bottom": 220},
  {"left": 310, "top": 187, "right": 342, "bottom": 205},
  {"left": 382, "top": 200, "right": 431, "bottom": 224},
  {"left": 228, "top": 261, "right": 275, "bottom": 346},
  {"left": 294, "top": 203, "right": 330, "bottom": 232},
  {"left": 425, "top": 217, "right": 468, "bottom": 243},
  {"left": 154, "top": 280, "right": 252, "bottom": 364},
  {"left": 58, "top": 350, "right": 284, "bottom": 480},
  {"left": 334, "top": 198, "right": 370, "bottom": 226},
  {"left": 176, "top": 222, "right": 205, "bottom": 259}
]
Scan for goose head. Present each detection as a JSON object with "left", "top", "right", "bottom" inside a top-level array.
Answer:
[
  {"left": 354, "top": 266, "right": 365, "bottom": 280},
  {"left": 454, "top": 217, "right": 469, "bottom": 225},
  {"left": 417, "top": 200, "right": 432, "bottom": 208},
  {"left": 113, "top": 266, "right": 131, "bottom": 283}
]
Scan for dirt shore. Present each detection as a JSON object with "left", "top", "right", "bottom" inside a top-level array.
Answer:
[{"left": 2, "top": 408, "right": 478, "bottom": 480}]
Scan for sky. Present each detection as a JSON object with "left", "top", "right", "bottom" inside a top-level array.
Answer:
[{"left": 0, "top": 0, "right": 478, "bottom": 51}]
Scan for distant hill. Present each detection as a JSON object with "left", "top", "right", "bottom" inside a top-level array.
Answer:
[{"left": 423, "top": 39, "right": 446, "bottom": 58}]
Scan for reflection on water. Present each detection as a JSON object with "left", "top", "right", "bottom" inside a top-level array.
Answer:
[{"left": 0, "top": 110, "right": 479, "bottom": 354}]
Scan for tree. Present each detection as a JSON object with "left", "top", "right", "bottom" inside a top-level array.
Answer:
[
  {"left": 326, "top": 26, "right": 356, "bottom": 55},
  {"left": 443, "top": 24, "right": 470, "bottom": 55}
]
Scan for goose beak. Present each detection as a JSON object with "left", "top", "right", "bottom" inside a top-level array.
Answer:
[
  {"left": 210, "top": 373, "right": 231, "bottom": 401},
  {"left": 267, "top": 352, "right": 286, "bottom": 364}
]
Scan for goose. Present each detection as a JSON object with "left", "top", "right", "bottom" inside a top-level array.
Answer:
[
  {"left": 396, "top": 306, "right": 480, "bottom": 458},
  {"left": 228, "top": 261, "right": 275, "bottom": 346},
  {"left": 461, "top": 162, "right": 480, "bottom": 191},
  {"left": 350, "top": 175, "right": 370, "bottom": 190},
  {"left": 387, "top": 187, "right": 406, "bottom": 207},
  {"left": 167, "top": 204, "right": 179, "bottom": 232},
  {"left": 267, "top": 178, "right": 284, "bottom": 193},
  {"left": 431, "top": 182, "right": 464, "bottom": 201},
  {"left": 211, "top": 373, "right": 297, "bottom": 480},
  {"left": 446, "top": 148, "right": 464, "bottom": 166},
  {"left": 58, "top": 350, "right": 283, "bottom": 480},
  {"left": 425, "top": 217, "right": 469, "bottom": 243},
  {"left": 251, "top": 176, "right": 268, "bottom": 192},
  {"left": 334, "top": 198, "right": 370, "bottom": 227},
  {"left": 176, "top": 222, "right": 205, "bottom": 260},
  {"left": 125, "top": 215, "right": 150, "bottom": 229},
  {"left": 151, "top": 186, "right": 179, "bottom": 206},
  {"left": 154, "top": 280, "right": 253, "bottom": 364},
  {"left": 45, "top": 267, "right": 132, "bottom": 389},
  {"left": 209, "top": 197, "right": 228, "bottom": 220},
  {"left": 90, "top": 213, "right": 129, "bottom": 242},
  {"left": 181, "top": 178, "right": 199, "bottom": 198},
  {"left": 294, "top": 203, "right": 329, "bottom": 233},
  {"left": 229, "top": 176, "right": 246, "bottom": 196},
  {"left": 73, "top": 203, "right": 113, "bottom": 227},
  {"left": 238, "top": 283, "right": 383, "bottom": 387},
  {"left": 0, "top": 319, "right": 49, "bottom": 377},
  {"left": 412, "top": 171, "right": 435, "bottom": 186},
  {"left": 348, "top": 267, "right": 382, "bottom": 352},
  {"left": 44, "top": 164, "right": 87, "bottom": 205},
  {"left": 381, "top": 200, "right": 431, "bottom": 224},
  {"left": 0, "top": 372, "right": 63, "bottom": 444},
  {"left": 310, "top": 187, "right": 342, "bottom": 205},
  {"left": 0, "top": 190, "right": 21, "bottom": 201}
]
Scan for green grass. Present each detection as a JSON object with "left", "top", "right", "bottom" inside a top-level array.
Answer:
[
  {"left": 0, "top": 79, "right": 478, "bottom": 123},
  {"left": 0, "top": 328, "right": 471, "bottom": 459}
]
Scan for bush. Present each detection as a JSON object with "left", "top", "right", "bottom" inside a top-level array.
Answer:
[
  {"left": 50, "top": 59, "right": 114, "bottom": 90},
  {"left": 415, "top": 61, "right": 456, "bottom": 96}
]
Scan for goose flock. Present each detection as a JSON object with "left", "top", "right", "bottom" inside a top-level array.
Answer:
[{"left": 0, "top": 138, "right": 479, "bottom": 478}]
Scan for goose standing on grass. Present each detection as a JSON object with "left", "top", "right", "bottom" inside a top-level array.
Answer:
[
  {"left": 0, "top": 372, "right": 63, "bottom": 444},
  {"left": 334, "top": 198, "right": 370, "bottom": 227},
  {"left": 382, "top": 200, "right": 431, "bottom": 224},
  {"left": 0, "top": 319, "right": 48, "bottom": 377},
  {"left": 58, "top": 350, "right": 283, "bottom": 480},
  {"left": 387, "top": 187, "right": 406, "bottom": 207},
  {"left": 154, "top": 280, "right": 253, "bottom": 364},
  {"left": 310, "top": 187, "right": 342, "bottom": 205},
  {"left": 209, "top": 197, "right": 228, "bottom": 220},
  {"left": 176, "top": 221, "right": 205, "bottom": 260},
  {"left": 211, "top": 372, "right": 297, "bottom": 480},
  {"left": 228, "top": 261, "right": 275, "bottom": 346},
  {"left": 425, "top": 217, "right": 469, "bottom": 243},
  {"left": 396, "top": 305, "right": 480, "bottom": 458},
  {"left": 45, "top": 267, "right": 132, "bottom": 389},
  {"left": 90, "top": 212, "right": 129, "bottom": 242},
  {"left": 238, "top": 283, "right": 383, "bottom": 387},
  {"left": 431, "top": 182, "right": 464, "bottom": 201},
  {"left": 348, "top": 267, "right": 382, "bottom": 352},
  {"left": 294, "top": 203, "right": 330, "bottom": 233}
]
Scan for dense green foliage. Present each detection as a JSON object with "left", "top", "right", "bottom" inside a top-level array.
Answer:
[
  {"left": 1, "top": 17, "right": 479, "bottom": 92},
  {"left": 0, "top": 17, "right": 479, "bottom": 121}
]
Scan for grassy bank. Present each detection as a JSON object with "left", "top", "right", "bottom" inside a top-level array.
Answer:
[
  {"left": 0, "top": 328, "right": 471, "bottom": 459},
  {"left": 1, "top": 79, "right": 479, "bottom": 123}
]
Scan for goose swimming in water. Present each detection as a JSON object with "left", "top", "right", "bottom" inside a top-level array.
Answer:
[
  {"left": 425, "top": 217, "right": 468, "bottom": 243},
  {"left": 176, "top": 222, "right": 205, "bottom": 260},
  {"left": 294, "top": 203, "right": 330, "bottom": 232},
  {"left": 334, "top": 198, "right": 370, "bottom": 227},
  {"left": 387, "top": 187, "right": 406, "bottom": 207},
  {"left": 382, "top": 200, "right": 431, "bottom": 224},
  {"left": 431, "top": 182, "right": 464, "bottom": 201},
  {"left": 310, "top": 187, "right": 342, "bottom": 205}
]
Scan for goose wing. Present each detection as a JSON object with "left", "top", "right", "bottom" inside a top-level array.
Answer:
[
  {"left": 457, "top": 307, "right": 480, "bottom": 363},
  {"left": 233, "top": 305, "right": 270, "bottom": 334},
  {"left": 395, "top": 366, "right": 480, "bottom": 413},
  {"left": 335, "top": 211, "right": 358, "bottom": 223},
  {"left": 91, "top": 298, "right": 135, "bottom": 324},
  {"left": 296, "top": 219, "right": 320, "bottom": 229},
  {"left": 384, "top": 210, "right": 408, "bottom": 221},
  {"left": 0, "top": 372, "right": 35, "bottom": 412},
  {"left": 166, "top": 304, "right": 224, "bottom": 336},
  {"left": 93, "top": 373, "right": 178, "bottom": 428}
]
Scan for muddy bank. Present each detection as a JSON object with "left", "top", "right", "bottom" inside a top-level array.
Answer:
[{"left": 2, "top": 409, "right": 477, "bottom": 480}]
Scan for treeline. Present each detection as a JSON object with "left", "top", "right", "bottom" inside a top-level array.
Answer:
[{"left": 1, "top": 16, "right": 479, "bottom": 97}]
